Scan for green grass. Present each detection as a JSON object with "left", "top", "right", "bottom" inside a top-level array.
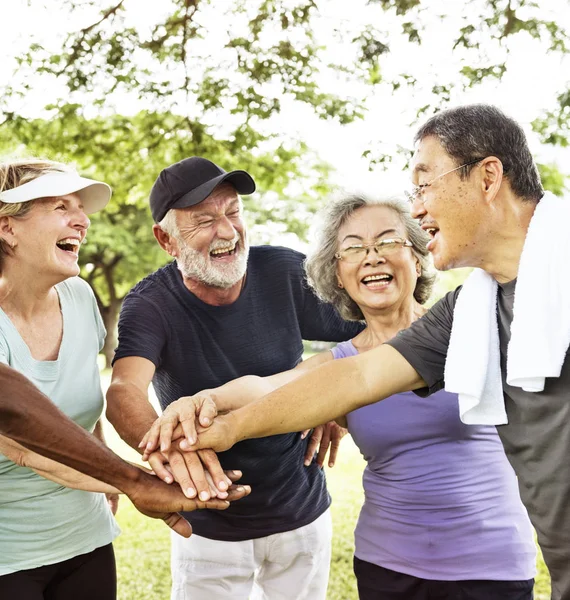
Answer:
[{"left": 110, "top": 435, "right": 551, "bottom": 599}]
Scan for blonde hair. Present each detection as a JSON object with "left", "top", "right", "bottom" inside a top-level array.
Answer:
[{"left": 0, "top": 158, "right": 71, "bottom": 264}]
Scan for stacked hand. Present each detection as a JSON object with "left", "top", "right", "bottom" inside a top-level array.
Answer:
[
  {"left": 139, "top": 393, "right": 241, "bottom": 499},
  {"left": 125, "top": 466, "right": 250, "bottom": 538},
  {"left": 140, "top": 393, "right": 347, "bottom": 470},
  {"left": 301, "top": 421, "right": 348, "bottom": 468}
]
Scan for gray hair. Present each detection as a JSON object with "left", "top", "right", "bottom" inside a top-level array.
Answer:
[
  {"left": 415, "top": 104, "right": 543, "bottom": 202},
  {"left": 305, "top": 194, "right": 436, "bottom": 321},
  {"left": 158, "top": 209, "right": 179, "bottom": 236}
]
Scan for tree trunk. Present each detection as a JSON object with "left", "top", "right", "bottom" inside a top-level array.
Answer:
[{"left": 100, "top": 301, "right": 121, "bottom": 370}]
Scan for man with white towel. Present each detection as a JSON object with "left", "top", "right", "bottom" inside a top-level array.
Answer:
[{"left": 179, "top": 105, "right": 570, "bottom": 599}]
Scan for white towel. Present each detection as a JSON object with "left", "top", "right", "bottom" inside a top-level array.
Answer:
[{"left": 444, "top": 192, "right": 570, "bottom": 424}]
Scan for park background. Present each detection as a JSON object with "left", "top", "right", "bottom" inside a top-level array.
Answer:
[{"left": 3, "top": 0, "right": 569, "bottom": 597}]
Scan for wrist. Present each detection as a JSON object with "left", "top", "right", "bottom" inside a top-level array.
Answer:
[
  {"left": 110, "top": 460, "right": 144, "bottom": 495},
  {"left": 228, "top": 407, "right": 251, "bottom": 444}
]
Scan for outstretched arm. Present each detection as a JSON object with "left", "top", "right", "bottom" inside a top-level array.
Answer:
[
  {"left": 0, "top": 363, "right": 250, "bottom": 537},
  {"left": 188, "top": 345, "right": 424, "bottom": 452},
  {"left": 0, "top": 433, "right": 121, "bottom": 493},
  {"left": 141, "top": 351, "right": 333, "bottom": 455}
]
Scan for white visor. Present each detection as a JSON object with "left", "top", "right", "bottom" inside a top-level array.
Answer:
[{"left": 0, "top": 172, "right": 112, "bottom": 214}]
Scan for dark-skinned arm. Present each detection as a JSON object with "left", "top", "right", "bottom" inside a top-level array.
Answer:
[{"left": 0, "top": 363, "right": 250, "bottom": 537}]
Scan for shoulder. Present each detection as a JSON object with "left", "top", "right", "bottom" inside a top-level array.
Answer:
[
  {"left": 427, "top": 286, "right": 462, "bottom": 321},
  {"left": 129, "top": 262, "right": 177, "bottom": 298},
  {"left": 249, "top": 246, "right": 305, "bottom": 271},
  {"left": 330, "top": 339, "right": 357, "bottom": 359}
]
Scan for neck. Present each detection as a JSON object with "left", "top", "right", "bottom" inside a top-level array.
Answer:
[
  {"left": 0, "top": 263, "right": 59, "bottom": 319},
  {"left": 181, "top": 274, "right": 245, "bottom": 306},
  {"left": 475, "top": 195, "right": 537, "bottom": 283},
  {"left": 355, "top": 298, "right": 427, "bottom": 349}
]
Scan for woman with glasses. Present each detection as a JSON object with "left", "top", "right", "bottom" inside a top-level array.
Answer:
[{"left": 142, "top": 195, "right": 536, "bottom": 599}]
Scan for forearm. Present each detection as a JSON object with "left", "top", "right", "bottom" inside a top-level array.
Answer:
[
  {"left": 106, "top": 381, "right": 159, "bottom": 450},
  {"left": 0, "top": 435, "right": 120, "bottom": 493},
  {"left": 0, "top": 365, "right": 143, "bottom": 493},
  {"left": 209, "top": 372, "right": 300, "bottom": 412},
  {"left": 231, "top": 345, "right": 423, "bottom": 440}
]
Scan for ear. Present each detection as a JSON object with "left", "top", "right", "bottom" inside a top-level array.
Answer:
[
  {"left": 0, "top": 216, "right": 16, "bottom": 248},
  {"left": 152, "top": 224, "right": 178, "bottom": 257},
  {"left": 479, "top": 156, "right": 503, "bottom": 204},
  {"left": 415, "top": 259, "right": 421, "bottom": 277}
]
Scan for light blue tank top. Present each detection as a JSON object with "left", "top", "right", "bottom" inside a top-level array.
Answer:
[{"left": 0, "top": 277, "right": 119, "bottom": 575}]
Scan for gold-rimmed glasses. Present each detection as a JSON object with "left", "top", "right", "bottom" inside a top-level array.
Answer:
[
  {"left": 335, "top": 237, "right": 413, "bottom": 263},
  {"left": 405, "top": 158, "right": 483, "bottom": 205}
]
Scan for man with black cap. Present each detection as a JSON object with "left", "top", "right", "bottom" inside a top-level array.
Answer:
[{"left": 106, "top": 157, "right": 361, "bottom": 599}]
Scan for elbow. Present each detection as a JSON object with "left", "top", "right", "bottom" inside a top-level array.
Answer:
[{"left": 105, "top": 382, "right": 122, "bottom": 423}]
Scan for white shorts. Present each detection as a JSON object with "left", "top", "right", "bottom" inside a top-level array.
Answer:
[{"left": 170, "top": 509, "right": 332, "bottom": 600}]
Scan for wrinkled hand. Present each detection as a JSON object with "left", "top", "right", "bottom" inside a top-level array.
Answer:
[
  {"left": 146, "top": 444, "right": 233, "bottom": 501},
  {"left": 126, "top": 468, "right": 251, "bottom": 538},
  {"left": 140, "top": 392, "right": 218, "bottom": 458},
  {"left": 179, "top": 413, "right": 239, "bottom": 454},
  {"left": 301, "top": 421, "right": 347, "bottom": 468},
  {"left": 106, "top": 492, "right": 120, "bottom": 515}
]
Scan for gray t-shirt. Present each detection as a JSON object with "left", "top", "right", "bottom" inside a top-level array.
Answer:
[{"left": 388, "top": 282, "right": 570, "bottom": 597}]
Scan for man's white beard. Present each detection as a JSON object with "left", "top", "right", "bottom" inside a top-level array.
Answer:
[{"left": 176, "top": 235, "right": 249, "bottom": 289}]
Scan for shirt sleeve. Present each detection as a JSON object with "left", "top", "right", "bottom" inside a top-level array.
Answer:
[
  {"left": 386, "top": 287, "right": 460, "bottom": 396},
  {"left": 112, "top": 292, "right": 168, "bottom": 368}
]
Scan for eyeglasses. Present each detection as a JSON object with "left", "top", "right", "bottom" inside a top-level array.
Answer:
[
  {"left": 405, "top": 158, "right": 483, "bottom": 205},
  {"left": 335, "top": 237, "right": 413, "bottom": 263}
]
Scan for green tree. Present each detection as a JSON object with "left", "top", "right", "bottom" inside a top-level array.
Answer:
[
  {"left": 0, "top": 109, "right": 331, "bottom": 365},
  {"left": 2, "top": 0, "right": 569, "bottom": 361}
]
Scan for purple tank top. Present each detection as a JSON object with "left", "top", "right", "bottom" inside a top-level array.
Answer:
[{"left": 332, "top": 340, "right": 536, "bottom": 580}]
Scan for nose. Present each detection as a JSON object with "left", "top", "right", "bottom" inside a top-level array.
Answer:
[
  {"left": 215, "top": 215, "right": 237, "bottom": 240},
  {"left": 364, "top": 248, "right": 386, "bottom": 267},
  {"left": 71, "top": 207, "right": 90, "bottom": 231},
  {"left": 410, "top": 196, "right": 426, "bottom": 220}
]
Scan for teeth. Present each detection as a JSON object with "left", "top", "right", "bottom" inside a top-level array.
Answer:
[
  {"left": 211, "top": 244, "right": 236, "bottom": 255},
  {"left": 57, "top": 238, "right": 80, "bottom": 246},
  {"left": 363, "top": 274, "right": 391, "bottom": 283}
]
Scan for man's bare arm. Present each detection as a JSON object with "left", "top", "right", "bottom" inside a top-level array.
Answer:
[
  {"left": 106, "top": 356, "right": 160, "bottom": 449},
  {"left": 140, "top": 351, "right": 334, "bottom": 455},
  {"left": 190, "top": 345, "right": 424, "bottom": 452}
]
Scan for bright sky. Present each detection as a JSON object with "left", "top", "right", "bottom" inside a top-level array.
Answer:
[{"left": 2, "top": 0, "right": 569, "bottom": 212}]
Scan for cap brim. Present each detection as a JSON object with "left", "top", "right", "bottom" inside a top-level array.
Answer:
[
  {"left": 0, "top": 172, "right": 112, "bottom": 215},
  {"left": 169, "top": 170, "right": 256, "bottom": 213}
]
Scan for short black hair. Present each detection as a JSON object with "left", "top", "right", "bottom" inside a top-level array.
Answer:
[{"left": 415, "top": 104, "right": 543, "bottom": 202}]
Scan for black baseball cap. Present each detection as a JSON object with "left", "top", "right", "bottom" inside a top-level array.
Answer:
[{"left": 149, "top": 156, "right": 256, "bottom": 222}]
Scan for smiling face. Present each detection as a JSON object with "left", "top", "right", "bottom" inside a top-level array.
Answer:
[
  {"left": 335, "top": 205, "right": 420, "bottom": 315},
  {"left": 165, "top": 183, "right": 249, "bottom": 289},
  {"left": 4, "top": 193, "right": 89, "bottom": 281},
  {"left": 409, "top": 135, "right": 488, "bottom": 271}
]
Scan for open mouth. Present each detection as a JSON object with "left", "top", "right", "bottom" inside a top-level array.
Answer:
[
  {"left": 361, "top": 273, "right": 393, "bottom": 288},
  {"left": 56, "top": 237, "right": 80, "bottom": 256},
  {"left": 210, "top": 242, "right": 238, "bottom": 259},
  {"left": 422, "top": 225, "right": 440, "bottom": 251}
]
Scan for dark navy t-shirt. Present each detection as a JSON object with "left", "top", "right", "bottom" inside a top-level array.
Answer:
[{"left": 114, "top": 246, "right": 362, "bottom": 540}]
